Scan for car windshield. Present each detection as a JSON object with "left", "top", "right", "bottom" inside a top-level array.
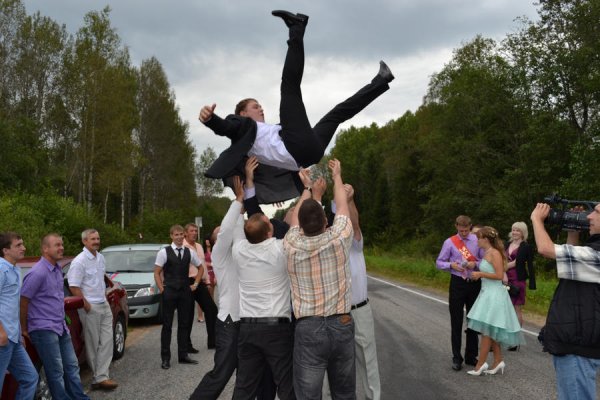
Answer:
[{"left": 102, "top": 250, "right": 158, "bottom": 273}]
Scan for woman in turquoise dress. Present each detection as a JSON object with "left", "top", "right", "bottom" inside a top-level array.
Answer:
[{"left": 466, "top": 226, "right": 525, "bottom": 376}]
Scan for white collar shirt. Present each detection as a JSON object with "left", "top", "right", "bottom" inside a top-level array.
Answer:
[
  {"left": 212, "top": 200, "right": 245, "bottom": 322},
  {"left": 248, "top": 122, "right": 299, "bottom": 171},
  {"left": 154, "top": 243, "right": 201, "bottom": 268},
  {"left": 232, "top": 236, "right": 291, "bottom": 319},
  {"left": 67, "top": 247, "right": 106, "bottom": 304},
  {"left": 349, "top": 234, "right": 368, "bottom": 305}
]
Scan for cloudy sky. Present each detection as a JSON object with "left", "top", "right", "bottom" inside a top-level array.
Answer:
[
  {"left": 22, "top": 1, "right": 539, "bottom": 211},
  {"left": 22, "top": 0, "right": 539, "bottom": 153}
]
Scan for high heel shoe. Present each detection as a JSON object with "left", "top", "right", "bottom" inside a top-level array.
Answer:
[
  {"left": 466, "top": 362, "right": 488, "bottom": 376},
  {"left": 507, "top": 345, "right": 520, "bottom": 352},
  {"left": 484, "top": 361, "right": 506, "bottom": 375}
]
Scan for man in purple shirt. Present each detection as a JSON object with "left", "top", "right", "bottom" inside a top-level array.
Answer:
[
  {"left": 20, "top": 233, "right": 90, "bottom": 400},
  {"left": 436, "top": 215, "right": 484, "bottom": 372}
]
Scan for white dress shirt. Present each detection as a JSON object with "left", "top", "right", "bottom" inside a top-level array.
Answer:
[
  {"left": 212, "top": 200, "right": 245, "bottom": 322},
  {"left": 247, "top": 122, "right": 299, "bottom": 171},
  {"left": 233, "top": 236, "right": 291, "bottom": 319},
  {"left": 154, "top": 243, "right": 202, "bottom": 267},
  {"left": 68, "top": 247, "right": 107, "bottom": 304},
  {"left": 349, "top": 235, "right": 368, "bottom": 305}
]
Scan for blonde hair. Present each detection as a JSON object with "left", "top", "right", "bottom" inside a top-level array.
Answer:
[{"left": 509, "top": 221, "right": 528, "bottom": 242}]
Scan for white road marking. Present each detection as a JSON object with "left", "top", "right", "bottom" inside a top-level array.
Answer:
[{"left": 368, "top": 275, "right": 539, "bottom": 337}]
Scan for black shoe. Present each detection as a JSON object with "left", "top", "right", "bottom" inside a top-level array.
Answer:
[
  {"left": 452, "top": 361, "right": 462, "bottom": 371},
  {"left": 508, "top": 346, "right": 520, "bottom": 352},
  {"left": 179, "top": 356, "right": 199, "bottom": 365},
  {"left": 188, "top": 347, "right": 200, "bottom": 354},
  {"left": 465, "top": 359, "right": 478, "bottom": 367},
  {"left": 377, "top": 60, "right": 394, "bottom": 83},
  {"left": 272, "top": 10, "right": 309, "bottom": 28},
  {"left": 161, "top": 360, "right": 170, "bottom": 369}
]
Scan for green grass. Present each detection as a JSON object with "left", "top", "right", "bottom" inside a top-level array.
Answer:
[{"left": 365, "top": 250, "right": 558, "bottom": 318}]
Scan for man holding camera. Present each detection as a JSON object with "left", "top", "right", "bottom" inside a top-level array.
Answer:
[{"left": 530, "top": 202, "right": 600, "bottom": 400}]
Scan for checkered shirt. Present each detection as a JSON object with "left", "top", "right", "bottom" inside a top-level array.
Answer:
[
  {"left": 555, "top": 244, "right": 600, "bottom": 283},
  {"left": 283, "top": 214, "right": 353, "bottom": 318}
]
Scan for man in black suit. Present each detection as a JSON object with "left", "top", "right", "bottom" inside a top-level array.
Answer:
[
  {"left": 153, "top": 225, "right": 204, "bottom": 370},
  {"left": 199, "top": 10, "right": 394, "bottom": 204}
]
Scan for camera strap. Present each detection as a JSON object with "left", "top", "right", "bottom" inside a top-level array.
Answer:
[{"left": 450, "top": 235, "right": 477, "bottom": 262}]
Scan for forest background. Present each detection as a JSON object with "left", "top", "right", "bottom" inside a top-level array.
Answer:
[{"left": 0, "top": 0, "right": 598, "bottom": 298}]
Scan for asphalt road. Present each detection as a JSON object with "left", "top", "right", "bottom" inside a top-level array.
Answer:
[{"left": 82, "top": 275, "right": 561, "bottom": 399}]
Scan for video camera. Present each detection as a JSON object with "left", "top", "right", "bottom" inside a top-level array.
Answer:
[{"left": 544, "top": 194, "right": 599, "bottom": 232}]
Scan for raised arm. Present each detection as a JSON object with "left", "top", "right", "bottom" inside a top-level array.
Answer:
[
  {"left": 345, "top": 184, "right": 362, "bottom": 241},
  {"left": 199, "top": 103, "right": 242, "bottom": 138},
  {"left": 329, "top": 159, "right": 349, "bottom": 218},
  {"left": 290, "top": 168, "right": 314, "bottom": 227},
  {"left": 243, "top": 156, "right": 264, "bottom": 217},
  {"left": 530, "top": 203, "right": 556, "bottom": 259}
]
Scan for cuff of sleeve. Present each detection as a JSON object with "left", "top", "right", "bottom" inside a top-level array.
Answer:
[{"left": 244, "top": 186, "right": 256, "bottom": 200}]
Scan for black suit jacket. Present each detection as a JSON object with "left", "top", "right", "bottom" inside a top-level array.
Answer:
[{"left": 204, "top": 114, "right": 303, "bottom": 204}]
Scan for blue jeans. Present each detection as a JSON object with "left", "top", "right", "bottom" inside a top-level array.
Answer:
[
  {"left": 553, "top": 354, "right": 600, "bottom": 400},
  {"left": 294, "top": 315, "right": 355, "bottom": 400},
  {"left": 0, "top": 340, "right": 38, "bottom": 399},
  {"left": 29, "top": 330, "right": 90, "bottom": 400}
]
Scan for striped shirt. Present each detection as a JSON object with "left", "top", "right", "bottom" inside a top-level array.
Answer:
[
  {"left": 283, "top": 214, "right": 353, "bottom": 318},
  {"left": 555, "top": 244, "right": 600, "bottom": 283}
]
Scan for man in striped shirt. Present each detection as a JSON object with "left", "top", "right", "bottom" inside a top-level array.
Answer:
[
  {"left": 531, "top": 202, "right": 600, "bottom": 400},
  {"left": 284, "top": 159, "right": 354, "bottom": 400}
]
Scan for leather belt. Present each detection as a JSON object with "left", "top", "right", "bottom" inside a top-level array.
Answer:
[
  {"left": 239, "top": 317, "right": 290, "bottom": 325},
  {"left": 297, "top": 313, "right": 350, "bottom": 322},
  {"left": 351, "top": 299, "right": 369, "bottom": 310}
]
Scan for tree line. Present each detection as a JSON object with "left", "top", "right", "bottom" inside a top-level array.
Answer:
[
  {"left": 329, "top": 0, "right": 599, "bottom": 254},
  {"left": 1, "top": 0, "right": 598, "bottom": 257},
  {"left": 0, "top": 0, "right": 225, "bottom": 252}
]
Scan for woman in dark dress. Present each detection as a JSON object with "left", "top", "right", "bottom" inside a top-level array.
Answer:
[{"left": 505, "top": 222, "right": 536, "bottom": 339}]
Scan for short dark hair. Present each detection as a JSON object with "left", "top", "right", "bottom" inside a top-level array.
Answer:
[
  {"left": 235, "top": 98, "right": 257, "bottom": 115},
  {"left": 299, "top": 199, "right": 327, "bottom": 236},
  {"left": 0, "top": 232, "right": 21, "bottom": 257},
  {"left": 455, "top": 215, "right": 472, "bottom": 227},
  {"left": 244, "top": 214, "right": 270, "bottom": 244}
]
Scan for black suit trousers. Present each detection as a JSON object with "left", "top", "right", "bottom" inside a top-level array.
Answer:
[
  {"left": 449, "top": 274, "right": 481, "bottom": 364},
  {"left": 161, "top": 286, "right": 192, "bottom": 361},
  {"left": 187, "top": 283, "right": 218, "bottom": 349},
  {"left": 278, "top": 24, "right": 390, "bottom": 168}
]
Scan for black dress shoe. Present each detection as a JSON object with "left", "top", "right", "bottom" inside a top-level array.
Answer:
[
  {"left": 188, "top": 347, "right": 200, "bottom": 354},
  {"left": 272, "top": 10, "right": 309, "bottom": 28},
  {"left": 465, "top": 359, "right": 478, "bottom": 367},
  {"left": 452, "top": 362, "right": 462, "bottom": 371},
  {"left": 377, "top": 60, "right": 395, "bottom": 83},
  {"left": 179, "top": 356, "right": 199, "bottom": 365},
  {"left": 161, "top": 360, "right": 170, "bottom": 369}
]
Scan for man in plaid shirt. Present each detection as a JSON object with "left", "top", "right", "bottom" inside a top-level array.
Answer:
[
  {"left": 284, "top": 159, "right": 354, "bottom": 400},
  {"left": 531, "top": 202, "right": 600, "bottom": 400}
]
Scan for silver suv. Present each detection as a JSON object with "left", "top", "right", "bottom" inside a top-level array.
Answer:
[{"left": 102, "top": 244, "right": 166, "bottom": 322}]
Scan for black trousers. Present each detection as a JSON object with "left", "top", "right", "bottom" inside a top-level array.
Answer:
[
  {"left": 278, "top": 23, "right": 390, "bottom": 168},
  {"left": 187, "top": 282, "right": 218, "bottom": 349},
  {"left": 233, "top": 322, "right": 295, "bottom": 400},
  {"left": 161, "top": 286, "right": 192, "bottom": 361},
  {"left": 190, "top": 317, "right": 239, "bottom": 400},
  {"left": 449, "top": 274, "right": 481, "bottom": 364}
]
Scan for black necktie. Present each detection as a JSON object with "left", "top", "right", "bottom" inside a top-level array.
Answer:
[{"left": 176, "top": 248, "right": 182, "bottom": 260}]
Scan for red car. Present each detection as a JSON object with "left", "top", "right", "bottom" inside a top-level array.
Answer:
[{"left": 1, "top": 257, "right": 129, "bottom": 400}]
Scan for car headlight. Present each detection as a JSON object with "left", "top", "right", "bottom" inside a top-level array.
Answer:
[{"left": 134, "top": 286, "right": 156, "bottom": 297}]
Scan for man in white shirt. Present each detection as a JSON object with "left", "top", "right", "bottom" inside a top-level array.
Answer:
[
  {"left": 190, "top": 177, "right": 245, "bottom": 400},
  {"left": 231, "top": 189, "right": 295, "bottom": 399},
  {"left": 154, "top": 225, "right": 203, "bottom": 369},
  {"left": 198, "top": 10, "right": 393, "bottom": 204},
  {"left": 67, "top": 229, "right": 117, "bottom": 391},
  {"left": 183, "top": 223, "right": 217, "bottom": 351}
]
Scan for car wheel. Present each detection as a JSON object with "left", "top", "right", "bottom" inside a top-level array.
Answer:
[
  {"left": 113, "top": 314, "right": 126, "bottom": 360},
  {"left": 35, "top": 367, "right": 52, "bottom": 400}
]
